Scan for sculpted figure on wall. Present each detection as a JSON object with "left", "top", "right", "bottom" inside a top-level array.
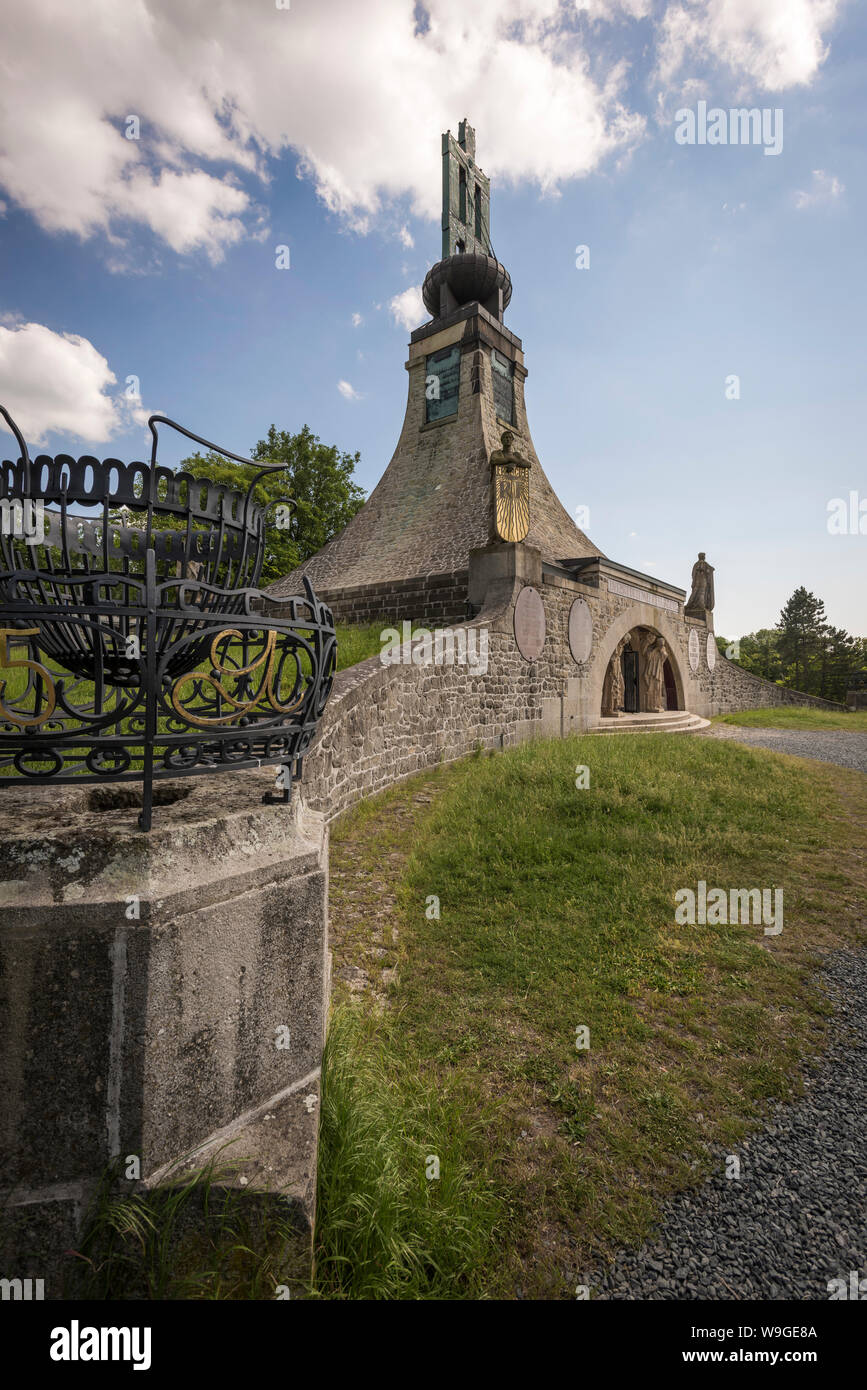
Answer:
[
  {"left": 602, "top": 636, "right": 627, "bottom": 716},
  {"left": 644, "top": 635, "right": 669, "bottom": 713},
  {"left": 686, "top": 551, "right": 715, "bottom": 615}
]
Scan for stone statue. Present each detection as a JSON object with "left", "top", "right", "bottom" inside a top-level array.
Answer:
[
  {"left": 644, "top": 636, "right": 668, "bottom": 713},
  {"left": 686, "top": 552, "right": 715, "bottom": 615},
  {"left": 603, "top": 637, "right": 627, "bottom": 716}
]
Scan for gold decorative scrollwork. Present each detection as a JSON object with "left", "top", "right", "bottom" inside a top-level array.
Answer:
[
  {"left": 0, "top": 627, "right": 57, "bottom": 727},
  {"left": 170, "top": 627, "right": 305, "bottom": 727}
]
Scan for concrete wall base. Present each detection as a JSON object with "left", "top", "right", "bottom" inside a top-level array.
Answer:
[{"left": 0, "top": 770, "right": 328, "bottom": 1296}]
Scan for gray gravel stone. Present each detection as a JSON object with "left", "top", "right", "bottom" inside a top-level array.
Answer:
[
  {"left": 702, "top": 724, "right": 867, "bottom": 774},
  {"left": 590, "top": 950, "right": 867, "bottom": 1300}
]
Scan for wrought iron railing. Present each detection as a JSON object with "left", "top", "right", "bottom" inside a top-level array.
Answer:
[{"left": 0, "top": 405, "right": 336, "bottom": 828}]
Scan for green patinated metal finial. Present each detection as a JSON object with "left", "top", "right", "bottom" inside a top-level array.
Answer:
[{"left": 441, "top": 118, "right": 493, "bottom": 260}]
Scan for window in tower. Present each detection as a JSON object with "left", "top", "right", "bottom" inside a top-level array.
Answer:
[
  {"left": 491, "top": 349, "right": 514, "bottom": 425},
  {"left": 425, "top": 345, "right": 461, "bottom": 423}
]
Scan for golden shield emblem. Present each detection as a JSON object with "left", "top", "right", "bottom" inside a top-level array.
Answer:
[
  {"left": 493, "top": 463, "right": 530, "bottom": 543},
  {"left": 489, "top": 431, "right": 530, "bottom": 543}
]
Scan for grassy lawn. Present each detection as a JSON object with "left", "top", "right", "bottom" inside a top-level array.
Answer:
[
  {"left": 332, "top": 622, "right": 384, "bottom": 670},
  {"left": 715, "top": 705, "right": 867, "bottom": 732},
  {"left": 319, "top": 733, "right": 867, "bottom": 1299}
]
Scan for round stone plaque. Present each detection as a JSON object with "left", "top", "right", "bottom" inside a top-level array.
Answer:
[
  {"left": 688, "top": 628, "right": 700, "bottom": 673},
  {"left": 706, "top": 633, "right": 717, "bottom": 671},
  {"left": 568, "top": 598, "right": 592, "bottom": 664},
  {"left": 514, "top": 585, "right": 546, "bottom": 661}
]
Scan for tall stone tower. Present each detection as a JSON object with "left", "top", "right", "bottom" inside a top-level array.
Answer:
[{"left": 269, "top": 120, "right": 602, "bottom": 624}]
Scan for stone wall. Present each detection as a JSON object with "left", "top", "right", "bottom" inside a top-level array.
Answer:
[
  {"left": 299, "top": 542, "right": 844, "bottom": 822},
  {"left": 708, "top": 654, "right": 845, "bottom": 714},
  {"left": 315, "top": 568, "right": 469, "bottom": 627},
  {"left": 299, "top": 545, "right": 690, "bottom": 820}
]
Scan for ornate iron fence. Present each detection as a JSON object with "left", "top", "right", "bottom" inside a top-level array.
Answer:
[{"left": 0, "top": 406, "right": 336, "bottom": 829}]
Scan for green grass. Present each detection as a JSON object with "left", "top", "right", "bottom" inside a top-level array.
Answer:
[
  {"left": 312, "top": 1007, "right": 503, "bottom": 1299},
  {"left": 323, "top": 733, "right": 867, "bottom": 1298},
  {"left": 332, "top": 622, "right": 386, "bottom": 670},
  {"left": 60, "top": 1148, "right": 310, "bottom": 1300},
  {"left": 715, "top": 705, "right": 866, "bottom": 731}
]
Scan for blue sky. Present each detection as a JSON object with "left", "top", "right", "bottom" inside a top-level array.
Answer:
[{"left": 0, "top": 0, "right": 864, "bottom": 638}]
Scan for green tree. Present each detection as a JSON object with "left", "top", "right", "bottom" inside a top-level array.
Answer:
[
  {"left": 112, "top": 424, "right": 365, "bottom": 585},
  {"left": 822, "top": 627, "right": 864, "bottom": 703},
  {"left": 776, "top": 587, "right": 826, "bottom": 693},
  {"left": 724, "top": 628, "right": 782, "bottom": 683}
]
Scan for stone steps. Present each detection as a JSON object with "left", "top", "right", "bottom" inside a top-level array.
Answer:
[{"left": 589, "top": 711, "right": 710, "bottom": 735}]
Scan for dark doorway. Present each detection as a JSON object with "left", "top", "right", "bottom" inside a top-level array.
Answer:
[
  {"left": 663, "top": 658, "right": 678, "bottom": 710},
  {"left": 622, "top": 645, "right": 639, "bottom": 712}
]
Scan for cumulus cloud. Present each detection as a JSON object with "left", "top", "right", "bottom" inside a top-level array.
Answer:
[
  {"left": 0, "top": 322, "right": 149, "bottom": 447},
  {"left": 655, "top": 0, "right": 839, "bottom": 93},
  {"left": 389, "top": 285, "right": 427, "bottom": 331},
  {"left": 0, "top": 1, "right": 842, "bottom": 264},
  {"left": 0, "top": 0, "right": 648, "bottom": 260},
  {"left": 794, "top": 168, "right": 845, "bottom": 208},
  {"left": 398, "top": 224, "right": 415, "bottom": 248},
  {"left": 351, "top": 312, "right": 363, "bottom": 327},
  {"left": 337, "top": 379, "right": 362, "bottom": 400}
]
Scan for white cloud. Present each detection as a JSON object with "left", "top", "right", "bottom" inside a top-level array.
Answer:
[
  {"left": 0, "top": 0, "right": 648, "bottom": 260},
  {"left": 656, "top": 0, "right": 839, "bottom": 93},
  {"left": 351, "top": 312, "right": 363, "bottom": 327},
  {"left": 0, "top": 0, "right": 842, "bottom": 264},
  {"left": 337, "top": 379, "right": 362, "bottom": 400},
  {"left": 576, "top": 1, "right": 653, "bottom": 18},
  {"left": 398, "top": 224, "right": 415, "bottom": 248},
  {"left": 794, "top": 168, "right": 845, "bottom": 208},
  {"left": 389, "top": 285, "right": 427, "bottom": 331},
  {"left": 0, "top": 322, "right": 149, "bottom": 447}
]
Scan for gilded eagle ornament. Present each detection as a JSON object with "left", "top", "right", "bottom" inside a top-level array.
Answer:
[{"left": 489, "top": 431, "right": 530, "bottom": 543}]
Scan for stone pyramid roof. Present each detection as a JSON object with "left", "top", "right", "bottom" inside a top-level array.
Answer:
[{"left": 269, "top": 304, "right": 602, "bottom": 600}]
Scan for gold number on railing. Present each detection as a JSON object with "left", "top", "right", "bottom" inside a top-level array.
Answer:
[
  {"left": 170, "top": 628, "right": 304, "bottom": 727},
  {"left": 0, "top": 627, "right": 57, "bottom": 728}
]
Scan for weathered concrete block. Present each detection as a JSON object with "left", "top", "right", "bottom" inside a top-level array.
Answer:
[{"left": 0, "top": 768, "right": 328, "bottom": 1290}]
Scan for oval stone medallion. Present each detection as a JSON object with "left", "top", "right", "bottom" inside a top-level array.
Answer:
[
  {"left": 514, "top": 585, "right": 546, "bottom": 661},
  {"left": 706, "top": 633, "right": 717, "bottom": 671},
  {"left": 568, "top": 598, "right": 593, "bottom": 664},
  {"left": 688, "top": 628, "right": 700, "bottom": 673}
]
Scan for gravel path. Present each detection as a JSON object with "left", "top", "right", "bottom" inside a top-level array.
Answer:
[
  {"left": 701, "top": 724, "right": 867, "bottom": 774},
  {"left": 591, "top": 950, "right": 867, "bottom": 1300}
]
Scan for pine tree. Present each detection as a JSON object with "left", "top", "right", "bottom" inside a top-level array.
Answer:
[{"left": 776, "top": 588, "right": 826, "bottom": 693}]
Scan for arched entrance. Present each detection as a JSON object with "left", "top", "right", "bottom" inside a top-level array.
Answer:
[{"left": 600, "top": 624, "right": 681, "bottom": 717}]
